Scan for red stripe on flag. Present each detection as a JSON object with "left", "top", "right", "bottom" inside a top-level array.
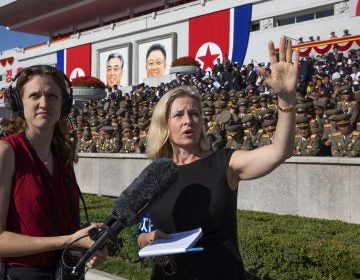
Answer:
[{"left": 356, "top": 0, "right": 360, "bottom": 16}]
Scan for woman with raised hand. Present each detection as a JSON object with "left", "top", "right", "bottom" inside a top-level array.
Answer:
[{"left": 137, "top": 36, "right": 299, "bottom": 279}]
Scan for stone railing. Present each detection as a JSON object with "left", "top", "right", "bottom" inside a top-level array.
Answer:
[{"left": 75, "top": 153, "right": 360, "bottom": 224}]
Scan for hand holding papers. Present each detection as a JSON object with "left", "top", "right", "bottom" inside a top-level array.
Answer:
[{"left": 139, "top": 228, "right": 203, "bottom": 258}]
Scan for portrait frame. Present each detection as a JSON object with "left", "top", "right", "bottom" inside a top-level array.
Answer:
[
  {"left": 135, "top": 32, "right": 177, "bottom": 84},
  {"left": 97, "top": 43, "right": 132, "bottom": 88}
]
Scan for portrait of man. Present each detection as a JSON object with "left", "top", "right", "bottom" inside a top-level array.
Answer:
[
  {"left": 145, "top": 43, "right": 167, "bottom": 78},
  {"left": 137, "top": 33, "right": 176, "bottom": 84},
  {"left": 98, "top": 44, "right": 131, "bottom": 88},
  {"left": 106, "top": 53, "right": 124, "bottom": 89}
]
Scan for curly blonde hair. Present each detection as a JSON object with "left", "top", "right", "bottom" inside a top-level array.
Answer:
[{"left": 146, "top": 85, "right": 210, "bottom": 160}]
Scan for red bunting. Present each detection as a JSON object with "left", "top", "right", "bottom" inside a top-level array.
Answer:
[
  {"left": 0, "top": 59, "right": 6, "bottom": 67},
  {"left": 0, "top": 57, "right": 14, "bottom": 67},
  {"left": 7, "top": 57, "right": 14, "bottom": 65}
]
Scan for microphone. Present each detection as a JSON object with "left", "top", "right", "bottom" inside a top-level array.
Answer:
[{"left": 72, "top": 158, "right": 178, "bottom": 272}]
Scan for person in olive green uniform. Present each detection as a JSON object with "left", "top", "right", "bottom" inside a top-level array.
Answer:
[
  {"left": 225, "top": 124, "right": 250, "bottom": 150},
  {"left": 293, "top": 116, "right": 321, "bottom": 156},
  {"left": 237, "top": 98, "right": 250, "bottom": 120},
  {"left": 136, "top": 120, "right": 150, "bottom": 153},
  {"left": 310, "top": 100, "right": 327, "bottom": 136},
  {"left": 242, "top": 114, "right": 262, "bottom": 150},
  {"left": 120, "top": 124, "right": 138, "bottom": 153},
  {"left": 322, "top": 108, "right": 343, "bottom": 155},
  {"left": 78, "top": 127, "right": 97, "bottom": 153},
  {"left": 98, "top": 125, "right": 119, "bottom": 153},
  {"left": 258, "top": 119, "right": 277, "bottom": 147},
  {"left": 331, "top": 114, "right": 360, "bottom": 157},
  {"left": 336, "top": 85, "right": 359, "bottom": 128}
]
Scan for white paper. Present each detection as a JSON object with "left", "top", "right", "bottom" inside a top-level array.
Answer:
[{"left": 138, "top": 227, "right": 203, "bottom": 258}]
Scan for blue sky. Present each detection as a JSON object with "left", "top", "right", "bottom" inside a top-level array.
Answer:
[{"left": 0, "top": 25, "right": 48, "bottom": 51}]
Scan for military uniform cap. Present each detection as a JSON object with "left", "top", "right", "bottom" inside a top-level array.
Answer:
[
  {"left": 318, "top": 88, "right": 329, "bottom": 97},
  {"left": 325, "top": 108, "right": 343, "bottom": 117},
  {"left": 296, "top": 96, "right": 307, "bottom": 104},
  {"left": 242, "top": 114, "right": 255, "bottom": 124},
  {"left": 218, "top": 110, "right": 232, "bottom": 124},
  {"left": 227, "top": 124, "right": 242, "bottom": 133},
  {"left": 339, "top": 85, "right": 352, "bottom": 94},
  {"left": 245, "top": 84, "right": 256, "bottom": 92},
  {"left": 119, "top": 100, "right": 128, "bottom": 108},
  {"left": 332, "top": 113, "right": 350, "bottom": 125},
  {"left": 269, "top": 92, "right": 278, "bottom": 99},
  {"left": 100, "top": 118, "right": 111, "bottom": 126},
  {"left": 116, "top": 108, "right": 126, "bottom": 116},
  {"left": 295, "top": 103, "right": 308, "bottom": 112},
  {"left": 214, "top": 100, "right": 225, "bottom": 108},
  {"left": 313, "top": 100, "right": 325, "bottom": 109},
  {"left": 229, "top": 90, "right": 238, "bottom": 98},
  {"left": 236, "top": 90, "right": 246, "bottom": 98},
  {"left": 98, "top": 110, "right": 106, "bottom": 117},
  {"left": 249, "top": 95, "right": 259, "bottom": 103},
  {"left": 90, "top": 119, "right": 100, "bottom": 127},
  {"left": 262, "top": 119, "right": 277, "bottom": 130},
  {"left": 237, "top": 98, "right": 249, "bottom": 106},
  {"left": 101, "top": 125, "right": 114, "bottom": 133},
  {"left": 103, "top": 101, "right": 110, "bottom": 111},
  {"left": 122, "top": 123, "right": 133, "bottom": 132},
  {"left": 259, "top": 108, "right": 274, "bottom": 118},
  {"left": 259, "top": 95, "right": 268, "bottom": 102},
  {"left": 296, "top": 116, "right": 310, "bottom": 128},
  {"left": 203, "top": 107, "right": 214, "bottom": 115}
]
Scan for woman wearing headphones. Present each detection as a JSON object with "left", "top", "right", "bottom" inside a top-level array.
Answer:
[{"left": 0, "top": 65, "right": 107, "bottom": 279}]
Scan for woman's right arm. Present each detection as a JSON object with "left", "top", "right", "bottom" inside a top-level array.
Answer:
[{"left": 0, "top": 140, "right": 103, "bottom": 259}]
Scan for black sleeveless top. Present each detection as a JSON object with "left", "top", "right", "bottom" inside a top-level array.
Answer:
[{"left": 150, "top": 148, "right": 247, "bottom": 280}]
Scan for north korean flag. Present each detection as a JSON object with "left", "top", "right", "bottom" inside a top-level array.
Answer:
[
  {"left": 56, "top": 44, "right": 91, "bottom": 81},
  {"left": 189, "top": 4, "right": 252, "bottom": 72}
]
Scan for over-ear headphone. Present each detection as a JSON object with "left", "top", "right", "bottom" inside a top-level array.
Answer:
[{"left": 8, "top": 65, "right": 73, "bottom": 117}]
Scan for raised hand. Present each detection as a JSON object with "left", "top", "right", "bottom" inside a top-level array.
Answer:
[{"left": 259, "top": 36, "right": 299, "bottom": 104}]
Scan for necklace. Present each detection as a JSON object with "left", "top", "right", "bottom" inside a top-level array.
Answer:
[{"left": 24, "top": 133, "right": 52, "bottom": 165}]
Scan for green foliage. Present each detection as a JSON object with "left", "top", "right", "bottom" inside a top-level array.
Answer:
[
  {"left": 81, "top": 194, "right": 360, "bottom": 280},
  {"left": 238, "top": 211, "right": 360, "bottom": 280}
]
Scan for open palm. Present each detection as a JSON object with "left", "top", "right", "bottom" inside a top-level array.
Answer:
[{"left": 259, "top": 36, "right": 299, "bottom": 102}]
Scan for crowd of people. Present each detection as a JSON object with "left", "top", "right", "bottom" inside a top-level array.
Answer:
[
  {"left": 297, "top": 29, "right": 353, "bottom": 43},
  {"left": 1, "top": 46, "right": 359, "bottom": 157}
]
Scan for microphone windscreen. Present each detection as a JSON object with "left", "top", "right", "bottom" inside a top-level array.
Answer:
[{"left": 112, "top": 158, "right": 178, "bottom": 225}]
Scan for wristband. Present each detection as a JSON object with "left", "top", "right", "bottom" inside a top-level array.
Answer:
[{"left": 278, "top": 104, "right": 295, "bottom": 113}]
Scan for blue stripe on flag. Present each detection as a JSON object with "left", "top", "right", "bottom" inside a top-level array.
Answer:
[
  {"left": 56, "top": 49, "right": 65, "bottom": 73},
  {"left": 231, "top": 4, "right": 252, "bottom": 66}
]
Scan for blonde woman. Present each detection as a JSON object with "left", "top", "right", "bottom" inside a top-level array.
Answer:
[{"left": 138, "top": 36, "right": 299, "bottom": 279}]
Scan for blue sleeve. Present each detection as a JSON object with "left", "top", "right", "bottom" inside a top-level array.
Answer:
[{"left": 138, "top": 212, "right": 156, "bottom": 235}]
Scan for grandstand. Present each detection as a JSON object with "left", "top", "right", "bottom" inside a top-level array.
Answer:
[{"left": 0, "top": 0, "right": 359, "bottom": 86}]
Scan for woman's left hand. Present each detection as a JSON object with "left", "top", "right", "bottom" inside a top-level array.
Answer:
[
  {"left": 258, "top": 35, "right": 299, "bottom": 102},
  {"left": 85, "top": 245, "right": 108, "bottom": 269}
]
